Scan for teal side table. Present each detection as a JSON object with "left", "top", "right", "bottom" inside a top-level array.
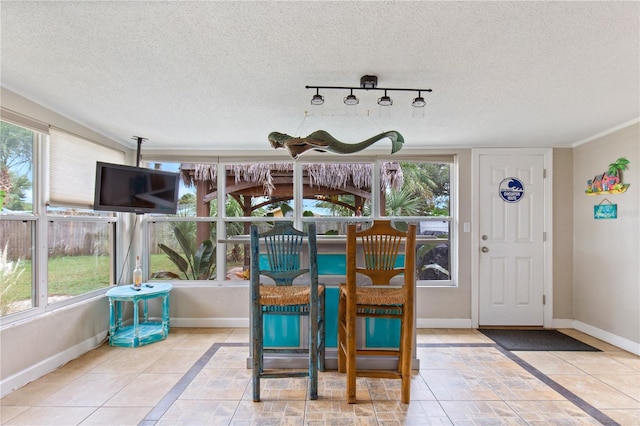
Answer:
[{"left": 106, "top": 282, "right": 172, "bottom": 347}]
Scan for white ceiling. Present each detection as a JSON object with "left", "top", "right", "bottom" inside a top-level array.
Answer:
[{"left": 1, "top": 1, "right": 639, "bottom": 155}]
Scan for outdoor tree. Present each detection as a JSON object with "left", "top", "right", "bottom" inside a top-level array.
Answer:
[{"left": 0, "top": 122, "right": 33, "bottom": 210}]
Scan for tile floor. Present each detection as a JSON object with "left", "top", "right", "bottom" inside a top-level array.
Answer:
[{"left": 1, "top": 328, "right": 639, "bottom": 425}]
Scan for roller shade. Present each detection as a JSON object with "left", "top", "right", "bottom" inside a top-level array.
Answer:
[{"left": 48, "top": 128, "right": 125, "bottom": 207}]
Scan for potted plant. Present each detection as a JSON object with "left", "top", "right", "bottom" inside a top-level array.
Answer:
[{"left": 155, "top": 227, "right": 216, "bottom": 280}]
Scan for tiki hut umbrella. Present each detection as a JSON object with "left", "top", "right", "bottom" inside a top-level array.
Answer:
[{"left": 180, "top": 162, "right": 403, "bottom": 265}]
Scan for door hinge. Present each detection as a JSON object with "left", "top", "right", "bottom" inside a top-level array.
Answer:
[
  {"left": 543, "top": 232, "right": 546, "bottom": 242},
  {"left": 543, "top": 295, "right": 546, "bottom": 305},
  {"left": 543, "top": 168, "right": 547, "bottom": 178}
]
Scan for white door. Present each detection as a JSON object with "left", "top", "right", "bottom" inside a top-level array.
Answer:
[{"left": 478, "top": 152, "right": 546, "bottom": 326}]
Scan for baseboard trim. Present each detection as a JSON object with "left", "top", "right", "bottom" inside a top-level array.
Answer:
[
  {"left": 416, "top": 318, "right": 473, "bottom": 328},
  {"left": 573, "top": 320, "right": 640, "bottom": 356},
  {"left": 0, "top": 332, "right": 107, "bottom": 398},
  {"left": 170, "top": 317, "right": 249, "bottom": 328}
]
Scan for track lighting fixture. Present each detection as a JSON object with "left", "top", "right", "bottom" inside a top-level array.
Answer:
[
  {"left": 377, "top": 90, "right": 393, "bottom": 106},
  {"left": 412, "top": 91, "right": 426, "bottom": 108},
  {"left": 343, "top": 89, "right": 359, "bottom": 106},
  {"left": 310, "top": 88, "right": 324, "bottom": 106},
  {"left": 306, "top": 75, "right": 431, "bottom": 111}
]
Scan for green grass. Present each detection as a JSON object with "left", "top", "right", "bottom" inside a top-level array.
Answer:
[{"left": 2, "top": 252, "right": 243, "bottom": 311}]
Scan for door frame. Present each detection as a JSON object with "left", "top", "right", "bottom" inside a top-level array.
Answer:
[{"left": 471, "top": 148, "right": 554, "bottom": 328}]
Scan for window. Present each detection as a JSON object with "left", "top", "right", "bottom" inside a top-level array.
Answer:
[
  {"left": 46, "top": 210, "right": 116, "bottom": 303},
  {"left": 385, "top": 161, "right": 453, "bottom": 285},
  {"left": 145, "top": 158, "right": 456, "bottom": 287},
  {"left": 1, "top": 121, "right": 36, "bottom": 317},
  {"left": 0, "top": 120, "right": 33, "bottom": 213},
  {"left": 0, "top": 219, "right": 35, "bottom": 316}
]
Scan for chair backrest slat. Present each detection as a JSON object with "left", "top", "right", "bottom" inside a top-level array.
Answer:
[
  {"left": 348, "top": 221, "right": 416, "bottom": 286},
  {"left": 251, "top": 221, "right": 317, "bottom": 287}
]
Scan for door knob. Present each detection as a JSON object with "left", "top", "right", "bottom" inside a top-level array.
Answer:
[{"left": 481, "top": 247, "right": 489, "bottom": 253}]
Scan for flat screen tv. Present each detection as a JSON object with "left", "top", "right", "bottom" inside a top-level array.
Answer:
[{"left": 93, "top": 162, "right": 180, "bottom": 214}]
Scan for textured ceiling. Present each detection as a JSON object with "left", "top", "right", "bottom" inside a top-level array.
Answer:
[{"left": 1, "top": 1, "right": 639, "bottom": 154}]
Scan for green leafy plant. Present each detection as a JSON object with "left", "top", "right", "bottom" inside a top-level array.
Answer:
[{"left": 157, "top": 227, "right": 216, "bottom": 280}]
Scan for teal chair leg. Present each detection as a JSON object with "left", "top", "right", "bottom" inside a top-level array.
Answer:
[{"left": 252, "top": 305, "right": 262, "bottom": 402}]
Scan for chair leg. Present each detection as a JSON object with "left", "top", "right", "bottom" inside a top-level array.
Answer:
[
  {"left": 400, "top": 308, "right": 413, "bottom": 404},
  {"left": 346, "top": 303, "right": 357, "bottom": 404},
  {"left": 319, "top": 292, "right": 326, "bottom": 372},
  {"left": 337, "top": 287, "right": 346, "bottom": 373},
  {"left": 252, "top": 306, "right": 262, "bottom": 402},
  {"left": 309, "top": 303, "right": 319, "bottom": 400}
]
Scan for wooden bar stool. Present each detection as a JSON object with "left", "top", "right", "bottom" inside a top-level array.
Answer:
[
  {"left": 250, "top": 221, "right": 325, "bottom": 402},
  {"left": 337, "top": 220, "right": 416, "bottom": 404}
]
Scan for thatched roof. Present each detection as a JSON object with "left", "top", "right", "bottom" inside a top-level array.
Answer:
[{"left": 180, "top": 163, "right": 403, "bottom": 196}]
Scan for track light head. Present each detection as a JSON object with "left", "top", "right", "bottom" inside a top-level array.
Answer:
[
  {"left": 377, "top": 90, "right": 393, "bottom": 106},
  {"left": 412, "top": 90, "right": 426, "bottom": 107},
  {"left": 310, "top": 88, "right": 324, "bottom": 105},
  {"left": 344, "top": 89, "right": 359, "bottom": 106}
]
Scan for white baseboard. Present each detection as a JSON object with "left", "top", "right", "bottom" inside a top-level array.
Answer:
[
  {"left": 170, "top": 317, "right": 249, "bottom": 328},
  {"left": 0, "top": 332, "right": 107, "bottom": 399},
  {"left": 573, "top": 320, "right": 640, "bottom": 356},
  {"left": 416, "top": 318, "right": 473, "bottom": 328}
]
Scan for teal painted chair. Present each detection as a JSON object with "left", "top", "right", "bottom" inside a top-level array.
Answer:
[
  {"left": 337, "top": 220, "right": 417, "bottom": 404},
  {"left": 250, "top": 221, "right": 325, "bottom": 402}
]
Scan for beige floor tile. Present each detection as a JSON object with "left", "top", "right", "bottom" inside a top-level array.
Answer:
[
  {"left": 55, "top": 344, "right": 122, "bottom": 374},
  {"left": 373, "top": 400, "right": 452, "bottom": 425},
  {"left": 180, "top": 368, "right": 251, "bottom": 400},
  {"left": 208, "top": 345, "right": 250, "bottom": 369},
  {"left": 38, "top": 373, "right": 133, "bottom": 407},
  {"left": 552, "top": 351, "right": 640, "bottom": 375},
  {"left": 0, "top": 372, "right": 83, "bottom": 407},
  {"left": 0, "top": 405, "right": 29, "bottom": 424},
  {"left": 88, "top": 346, "right": 166, "bottom": 374},
  {"left": 305, "top": 400, "right": 377, "bottom": 424},
  {"left": 550, "top": 374, "right": 640, "bottom": 409},
  {"left": 245, "top": 377, "right": 310, "bottom": 401},
  {"left": 429, "top": 328, "right": 493, "bottom": 344},
  {"left": 600, "top": 408, "right": 640, "bottom": 425},
  {"left": 421, "top": 369, "right": 501, "bottom": 401},
  {"left": 316, "top": 371, "right": 371, "bottom": 401},
  {"left": 226, "top": 328, "right": 250, "bottom": 343},
  {"left": 594, "top": 373, "right": 640, "bottom": 401},
  {"left": 439, "top": 400, "right": 526, "bottom": 424},
  {"left": 367, "top": 375, "right": 435, "bottom": 402},
  {"left": 2, "top": 327, "right": 638, "bottom": 425},
  {"left": 505, "top": 400, "right": 602, "bottom": 424},
  {"left": 3, "top": 406, "right": 96, "bottom": 425},
  {"left": 606, "top": 350, "right": 640, "bottom": 372},
  {"left": 558, "top": 329, "right": 626, "bottom": 352},
  {"left": 145, "top": 348, "right": 204, "bottom": 374},
  {"left": 104, "top": 372, "right": 183, "bottom": 406},
  {"left": 170, "top": 333, "right": 219, "bottom": 352},
  {"left": 230, "top": 400, "right": 306, "bottom": 425},
  {"left": 156, "top": 399, "right": 239, "bottom": 425},
  {"left": 512, "top": 351, "right": 586, "bottom": 375},
  {"left": 78, "top": 406, "right": 151, "bottom": 425}
]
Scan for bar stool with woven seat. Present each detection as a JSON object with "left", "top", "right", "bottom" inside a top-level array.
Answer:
[
  {"left": 337, "top": 220, "right": 416, "bottom": 404},
  {"left": 250, "top": 221, "right": 325, "bottom": 402}
]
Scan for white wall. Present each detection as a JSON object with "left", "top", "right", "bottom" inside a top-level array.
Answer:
[
  {"left": 573, "top": 123, "right": 640, "bottom": 350},
  {"left": 0, "top": 297, "right": 109, "bottom": 397}
]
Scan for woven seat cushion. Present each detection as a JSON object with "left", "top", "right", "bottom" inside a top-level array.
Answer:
[
  {"left": 340, "top": 284, "right": 405, "bottom": 305},
  {"left": 259, "top": 284, "right": 325, "bottom": 306}
]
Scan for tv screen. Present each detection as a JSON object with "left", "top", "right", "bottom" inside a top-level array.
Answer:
[{"left": 93, "top": 162, "right": 180, "bottom": 214}]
